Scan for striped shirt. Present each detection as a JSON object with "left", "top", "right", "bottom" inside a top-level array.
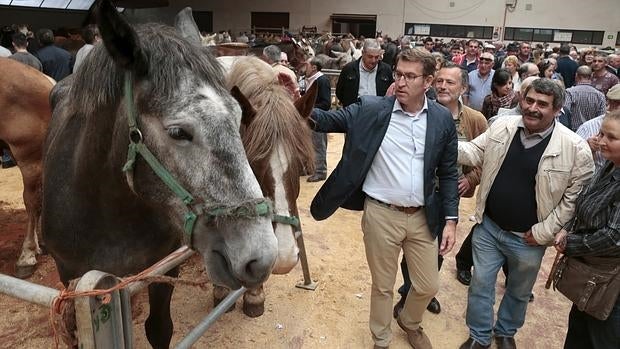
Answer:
[
  {"left": 564, "top": 83, "right": 607, "bottom": 131},
  {"left": 576, "top": 115, "right": 606, "bottom": 171},
  {"left": 564, "top": 162, "right": 620, "bottom": 257}
]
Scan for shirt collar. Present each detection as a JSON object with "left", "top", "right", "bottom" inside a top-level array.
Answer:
[
  {"left": 393, "top": 97, "right": 429, "bottom": 118},
  {"left": 517, "top": 118, "right": 555, "bottom": 139},
  {"left": 360, "top": 59, "right": 377, "bottom": 73}
]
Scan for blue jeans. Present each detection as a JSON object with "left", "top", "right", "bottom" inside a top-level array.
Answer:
[{"left": 466, "top": 215, "right": 546, "bottom": 346}]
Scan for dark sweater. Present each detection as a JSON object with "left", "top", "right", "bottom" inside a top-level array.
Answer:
[{"left": 485, "top": 131, "right": 551, "bottom": 232}]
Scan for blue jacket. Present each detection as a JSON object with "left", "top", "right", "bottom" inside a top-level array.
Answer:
[{"left": 310, "top": 96, "right": 459, "bottom": 238}]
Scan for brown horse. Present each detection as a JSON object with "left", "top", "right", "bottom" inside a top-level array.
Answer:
[
  {"left": 214, "top": 56, "right": 317, "bottom": 317},
  {"left": 0, "top": 58, "right": 54, "bottom": 278}
]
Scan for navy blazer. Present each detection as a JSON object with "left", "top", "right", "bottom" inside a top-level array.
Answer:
[{"left": 310, "top": 96, "right": 459, "bottom": 238}]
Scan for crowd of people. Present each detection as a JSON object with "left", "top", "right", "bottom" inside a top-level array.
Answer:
[
  {"left": 301, "top": 36, "right": 619, "bottom": 349},
  {"left": 1, "top": 21, "right": 619, "bottom": 349}
]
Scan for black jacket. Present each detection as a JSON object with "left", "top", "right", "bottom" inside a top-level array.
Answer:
[
  {"left": 310, "top": 96, "right": 459, "bottom": 238},
  {"left": 312, "top": 74, "right": 332, "bottom": 111},
  {"left": 556, "top": 56, "right": 579, "bottom": 88},
  {"left": 335, "top": 58, "right": 393, "bottom": 107}
]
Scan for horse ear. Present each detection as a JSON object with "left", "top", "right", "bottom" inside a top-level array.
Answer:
[
  {"left": 276, "top": 72, "right": 298, "bottom": 99},
  {"left": 294, "top": 81, "right": 318, "bottom": 119},
  {"left": 230, "top": 86, "right": 256, "bottom": 126},
  {"left": 174, "top": 7, "right": 202, "bottom": 46},
  {"left": 94, "top": 0, "right": 147, "bottom": 76}
]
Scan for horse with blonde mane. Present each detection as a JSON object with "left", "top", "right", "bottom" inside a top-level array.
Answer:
[{"left": 215, "top": 55, "right": 318, "bottom": 316}]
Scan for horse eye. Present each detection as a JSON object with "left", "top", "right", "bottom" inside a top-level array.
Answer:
[{"left": 168, "top": 127, "right": 193, "bottom": 141}]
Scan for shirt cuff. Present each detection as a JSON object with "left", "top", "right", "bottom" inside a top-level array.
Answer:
[
  {"left": 564, "top": 234, "right": 584, "bottom": 256},
  {"left": 445, "top": 216, "right": 459, "bottom": 222}
]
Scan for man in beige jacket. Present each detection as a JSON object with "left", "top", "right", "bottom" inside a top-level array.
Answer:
[{"left": 457, "top": 78, "right": 594, "bottom": 349}]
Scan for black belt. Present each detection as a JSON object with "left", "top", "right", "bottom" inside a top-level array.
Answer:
[{"left": 368, "top": 196, "right": 423, "bottom": 214}]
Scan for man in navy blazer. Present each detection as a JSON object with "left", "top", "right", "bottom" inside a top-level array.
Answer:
[{"left": 310, "top": 48, "right": 459, "bottom": 349}]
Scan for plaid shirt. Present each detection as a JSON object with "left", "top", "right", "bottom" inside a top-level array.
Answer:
[
  {"left": 564, "top": 83, "right": 607, "bottom": 131},
  {"left": 576, "top": 115, "right": 606, "bottom": 171},
  {"left": 564, "top": 162, "right": 620, "bottom": 257}
]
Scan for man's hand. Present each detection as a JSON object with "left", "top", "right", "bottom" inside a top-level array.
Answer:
[
  {"left": 523, "top": 229, "right": 539, "bottom": 246},
  {"left": 458, "top": 176, "right": 472, "bottom": 197},
  {"left": 554, "top": 229, "right": 568, "bottom": 253},
  {"left": 440, "top": 220, "right": 457, "bottom": 255}
]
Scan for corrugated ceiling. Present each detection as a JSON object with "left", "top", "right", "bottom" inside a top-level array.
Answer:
[{"left": 0, "top": 0, "right": 95, "bottom": 10}]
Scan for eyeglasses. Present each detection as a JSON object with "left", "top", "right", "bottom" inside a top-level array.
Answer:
[{"left": 393, "top": 71, "right": 425, "bottom": 83}]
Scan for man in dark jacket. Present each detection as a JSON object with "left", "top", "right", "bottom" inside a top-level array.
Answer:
[
  {"left": 555, "top": 44, "right": 578, "bottom": 88},
  {"left": 303, "top": 57, "right": 332, "bottom": 182},
  {"left": 311, "top": 48, "right": 459, "bottom": 349},
  {"left": 335, "top": 38, "right": 393, "bottom": 107},
  {"left": 35, "top": 28, "right": 72, "bottom": 81}
]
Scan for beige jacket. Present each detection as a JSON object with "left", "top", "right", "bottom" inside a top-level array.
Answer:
[{"left": 458, "top": 115, "right": 594, "bottom": 245}]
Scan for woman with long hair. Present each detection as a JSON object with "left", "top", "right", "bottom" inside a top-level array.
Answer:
[{"left": 480, "top": 68, "right": 520, "bottom": 119}]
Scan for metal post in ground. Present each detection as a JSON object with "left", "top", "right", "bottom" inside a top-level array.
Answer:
[
  {"left": 174, "top": 287, "right": 246, "bottom": 349},
  {"left": 295, "top": 227, "right": 318, "bottom": 290}
]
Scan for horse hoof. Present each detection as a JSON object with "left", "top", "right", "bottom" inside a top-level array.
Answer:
[
  {"left": 242, "top": 302, "right": 264, "bottom": 318},
  {"left": 14, "top": 265, "right": 36, "bottom": 279},
  {"left": 213, "top": 296, "right": 236, "bottom": 313}
]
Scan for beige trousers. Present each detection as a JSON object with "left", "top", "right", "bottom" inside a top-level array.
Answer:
[{"left": 362, "top": 198, "right": 439, "bottom": 346}]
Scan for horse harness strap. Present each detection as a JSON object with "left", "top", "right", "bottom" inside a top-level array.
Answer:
[
  {"left": 120, "top": 73, "right": 274, "bottom": 247},
  {"left": 273, "top": 214, "right": 301, "bottom": 230}
]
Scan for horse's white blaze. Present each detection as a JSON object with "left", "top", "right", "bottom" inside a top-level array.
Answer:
[{"left": 270, "top": 143, "right": 299, "bottom": 274}]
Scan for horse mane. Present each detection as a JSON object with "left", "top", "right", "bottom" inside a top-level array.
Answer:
[
  {"left": 51, "top": 23, "right": 228, "bottom": 173},
  {"left": 226, "top": 56, "right": 314, "bottom": 173},
  {"left": 71, "top": 23, "right": 226, "bottom": 118}
]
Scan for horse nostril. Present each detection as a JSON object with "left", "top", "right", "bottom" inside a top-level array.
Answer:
[
  {"left": 243, "top": 257, "right": 270, "bottom": 285},
  {"left": 245, "top": 258, "right": 258, "bottom": 276}
]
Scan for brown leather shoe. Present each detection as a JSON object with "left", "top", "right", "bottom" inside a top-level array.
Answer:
[
  {"left": 459, "top": 338, "right": 490, "bottom": 349},
  {"left": 495, "top": 336, "right": 516, "bottom": 349},
  {"left": 396, "top": 316, "right": 432, "bottom": 349}
]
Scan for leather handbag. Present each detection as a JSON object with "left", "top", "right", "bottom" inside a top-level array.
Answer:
[{"left": 552, "top": 255, "right": 620, "bottom": 320}]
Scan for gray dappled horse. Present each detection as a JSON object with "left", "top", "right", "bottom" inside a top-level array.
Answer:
[
  {"left": 214, "top": 56, "right": 318, "bottom": 316},
  {"left": 42, "top": 1, "right": 278, "bottom": 348}
]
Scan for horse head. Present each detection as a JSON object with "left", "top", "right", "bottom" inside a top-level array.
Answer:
[
  {"left": 224, "top": 56, "right": 317, "bottom": 274},
  {"left": 88, "top": 0, "right": 278, "bottom": 289}
]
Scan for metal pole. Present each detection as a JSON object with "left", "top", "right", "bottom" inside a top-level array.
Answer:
[
  {"left": 127, "top": 246, "right": 195, "bottom": 296},
  {"left": 0, "top": 273, "right": 59, "bottom": 307},
  {"left": 174, "top": 287, "right": 246, "bottom": 349},
  {"left": 295, "top": 227, "right": 318, "bottom": 290}
]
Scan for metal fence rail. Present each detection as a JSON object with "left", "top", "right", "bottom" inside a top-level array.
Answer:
[{"left": 1, "top": 233, "right": 316, "bottom": 347}]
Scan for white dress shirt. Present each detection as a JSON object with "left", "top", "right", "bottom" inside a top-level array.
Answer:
[
  {"left": 358, "top": 60, "right": 378, "bottom": 98},
  {"left": 363, "top": 98, "right": 428, "bottom": 207}
]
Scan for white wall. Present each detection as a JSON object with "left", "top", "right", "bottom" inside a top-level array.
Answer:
[{"left": 125, "top": 0, "right": 620, "bottom": 47}]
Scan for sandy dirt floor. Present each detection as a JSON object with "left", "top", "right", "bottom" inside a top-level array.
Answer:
[{"left": 0, "top": 133, "right": 572, "bottom": 349}]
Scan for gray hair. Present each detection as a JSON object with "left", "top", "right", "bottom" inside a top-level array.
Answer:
[
  {"left": 576, "top": 65, "right": 593, "bottom": 79},
  {"left": 520, "top": 76, "right": 539, "bottom": 95},
  {"left": 523, "top": 78, "right": 565, "bottom": 110},
  {"left": 263, "top": 45, "right": 281, "bottom": 64},
  {"left": 362, "top": 38, "right": 381, "bottom": 52}
]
